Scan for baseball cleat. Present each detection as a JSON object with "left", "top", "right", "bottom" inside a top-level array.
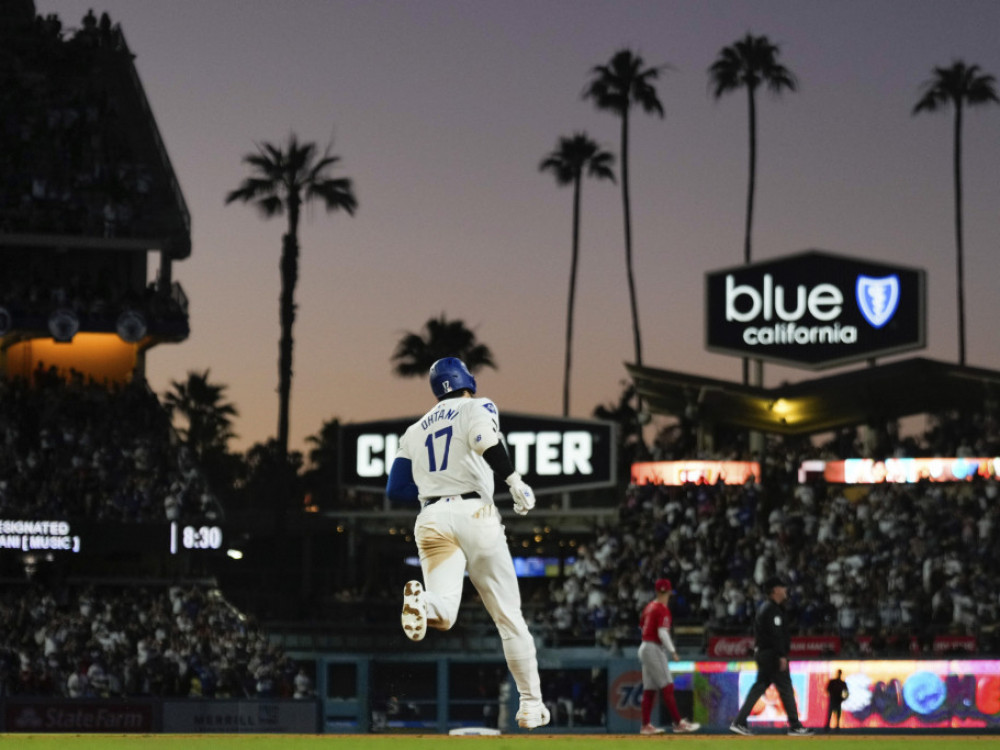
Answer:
[
  {"left": 515, "top": 701, "right": 551, "bottom": 730},
  {"left": 401, "top": 580, "right": 427, "bottom": 641},
  {"left": 729, "top": 721, "right": 753, "bottom": 736},
  {"left": 639, "top": 724, "right": 665, "bottom": 735},
  {"left": 674, "top": 718, "right": 700, "bottom": 733},
  {"left": 788, "top": 726, "right": 815, "bottom": 736}
]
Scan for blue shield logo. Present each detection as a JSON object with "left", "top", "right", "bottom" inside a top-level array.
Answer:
[{"left": 856, "top": 275, "right": 900, "bottom": 329}]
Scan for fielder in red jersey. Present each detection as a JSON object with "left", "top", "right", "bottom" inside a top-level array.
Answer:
[{"left": 637, "top": 578, "right": 700, "bottom": 735}]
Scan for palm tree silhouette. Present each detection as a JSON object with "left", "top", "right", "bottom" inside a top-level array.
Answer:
[
  {"left": 584, "top": 49, "right": 666, "bottom": 370},
  {"left": 913, "top": 61, "right": 998, "bottom": 367},
  {"left": 392, "top": 314, "right": 496, "bottom": 378},
  {"left": 303, "top": 417, "right": 341, "bottom": 508},
  {"left": 226, "top": 133, "right": 357, "bottom": 456},
  {"left": 709, "top": 33, "right": 797, "bottom": 385},
  {"left": 540, "top": 132, "right": 615, "bottom": 416},
  {"left": 163, "top": 369, "right": 238, "bottom": 460}
]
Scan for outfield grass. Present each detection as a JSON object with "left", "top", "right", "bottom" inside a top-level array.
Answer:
[{"left": 6, "top": 735, "right": 1000, "bottom": 750}]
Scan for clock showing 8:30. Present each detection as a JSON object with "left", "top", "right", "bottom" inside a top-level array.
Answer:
[{"left": 170, "top": 522, "right": 223, "bottom": 554}]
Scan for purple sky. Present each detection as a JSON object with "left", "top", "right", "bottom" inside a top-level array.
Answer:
[{"left": 41, "top": 1, "right": 1000, "bottom": 455}]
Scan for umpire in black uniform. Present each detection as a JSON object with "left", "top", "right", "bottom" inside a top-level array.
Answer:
[{"left": 730, "top": 576, "right": 813, "bottom": 736}]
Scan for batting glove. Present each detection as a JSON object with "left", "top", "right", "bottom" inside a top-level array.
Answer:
[{"left": 506, "top": 472, "right": 535, "bottom": 515}]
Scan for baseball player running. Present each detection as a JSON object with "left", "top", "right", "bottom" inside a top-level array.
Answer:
[
  {"left": 637, "top": 579, "right": 700, "bottom": 734},
  {"left": 386, "top": 357, "right": 550, "bottom": 730}
]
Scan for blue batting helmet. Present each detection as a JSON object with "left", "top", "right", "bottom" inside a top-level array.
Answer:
[{"left": 429, "top": 357, "right": 477, "bottom": 399}]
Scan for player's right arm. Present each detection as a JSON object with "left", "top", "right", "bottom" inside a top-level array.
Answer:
[
  {"left": 386, "top": 431, "right": 418, "bottom": 503},
  {"left": 386, "top": 456, "right": 419, "bottom": 503}
]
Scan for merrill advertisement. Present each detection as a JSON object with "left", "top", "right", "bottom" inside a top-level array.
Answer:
[{"left": 162, "top": 700, "right": 318, "bottom": 733}]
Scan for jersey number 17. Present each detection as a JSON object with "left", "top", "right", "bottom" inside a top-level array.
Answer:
[{"left": 425, "top": 426, "right": 453, "bottom": 471}]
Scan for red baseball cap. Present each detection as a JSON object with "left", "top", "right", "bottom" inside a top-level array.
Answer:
[{"left": 655, "top": 578, "right": 672, "bottom": 593}]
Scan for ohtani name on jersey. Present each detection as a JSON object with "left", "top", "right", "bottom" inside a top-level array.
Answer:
[{"left": 421, "top": 407, "right": 458, "bottom": 430}]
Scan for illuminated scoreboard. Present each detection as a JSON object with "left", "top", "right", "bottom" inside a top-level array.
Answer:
[
  {"left": 0, "top": 518, "right": 225, "bottom": 556},
  {"left": 169, "top": 522, "right": 224, "bottom": 553},
  {"left": 0, "top": 519, "right": 81, "bottom": 553}
]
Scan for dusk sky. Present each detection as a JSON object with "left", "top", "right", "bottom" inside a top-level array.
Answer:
[{"left": 41, "top": 1, "right": 1000, "bottom": 456}]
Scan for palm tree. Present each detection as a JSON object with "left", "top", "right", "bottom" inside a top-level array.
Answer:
[
  {"left": 584, "top": 49, "right": 666, "bottom": 369},
  {"left": 593, "top": 381, "right": 645, "bottom": 476},
  {"left": 539, "top": 132, "right": 616, "bottom": 416},
  {"left": 913, "top": 61, "right": 998, "bottom": 367},
  {"left": 240, "top": 439, "right": 305, "bottom": 510},
  {"left": 709, "top": 33, "right": 797, "bottom": 385},
  {"left": 303, "top": 417, "right": 340, "bottom": 508},
  {"left": 709, "top": 34, "right": 797, "bottom": 266},
  {"left": 392, "top": 314, "right": 496, "bottom": 378},
  {"left": 163, "top": 369, "right": 238, "bottom": 459},
  {"left": 226, "top": 133, "right": 357, "bottom": 457}
]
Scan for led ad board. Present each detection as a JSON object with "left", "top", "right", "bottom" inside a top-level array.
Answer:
[
  {"left": 609, "top": 659, "right": 1000, "bottom": 731},
  {"left": 631, "top": 460, "right": 761, "bottom": 486},
  {"left": 340, "top": 413, "right": 616, "bottom": 494},
  {"left": 799, "top": 457, "right": 1000, "bottom": 484},
  {"left": 705, "top": 250, "right": 925, "bottom": 369},
  {"left": 712, "top": 659, "right": 1000, "bottom": 730}
]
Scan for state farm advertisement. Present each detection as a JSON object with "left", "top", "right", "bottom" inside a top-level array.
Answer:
[{"left": 4, "top": 700, "right": 154, "bottom": 732}]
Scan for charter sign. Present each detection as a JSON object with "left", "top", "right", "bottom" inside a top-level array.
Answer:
[
  {"left": 705, "top": 250, "right": 925, "bottom": 369},
  {"left": 341, "top": 413, "right": 616, "bottom": 495}
]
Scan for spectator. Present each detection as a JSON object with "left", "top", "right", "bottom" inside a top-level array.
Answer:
[
  {"left": 293, "top": 667, "right": 313, "bottom": 699},
  {"left": 0, "top": 375, "right": 219, "bottom": 524},
  {"left": 0, "top": 583, "right": 292, "bottom": 698}
]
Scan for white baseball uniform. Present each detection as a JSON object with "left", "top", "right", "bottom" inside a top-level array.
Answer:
[{"left": 393, "top": 395, "right": 543, "bottom": 708}]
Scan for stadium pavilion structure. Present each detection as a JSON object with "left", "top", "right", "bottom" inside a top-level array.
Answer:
[{"left": 627, "top": 357, "right": 1000, "bottom": 438}]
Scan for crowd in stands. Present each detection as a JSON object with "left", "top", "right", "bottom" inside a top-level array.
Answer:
[
  {"left": 2, "top": 356, "right": 999, "bottom": 706},
  {"left": 0, "top": 582, "right": 311, "bottom": 699},
  {"left": 0, "top": 9, "right": 160, "bottom": 239},
  {"left": 0, "top": 368, "right": 221, "bottom": 524},
  {"left": 533, "top": 415, "right": 1000, "bottom": 655},
  {"left": 0, "top": 259, "right": 187, "bottom": 331}
]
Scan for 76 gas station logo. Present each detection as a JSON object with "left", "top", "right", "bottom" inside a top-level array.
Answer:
[{"left": 611, "top": 670, "right": 644, "bottom": 721}]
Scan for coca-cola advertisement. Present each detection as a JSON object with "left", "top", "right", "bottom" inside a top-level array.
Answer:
[
  {"left": 709, "top": 635, "right": 841, "bottom": 658},
  {"left": 708, "top": 636, "right": 755, "bottom": 658}
]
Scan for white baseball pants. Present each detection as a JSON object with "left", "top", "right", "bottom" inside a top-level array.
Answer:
[{"left": 414, "top": 496, "right": 541, "bottom": 703}]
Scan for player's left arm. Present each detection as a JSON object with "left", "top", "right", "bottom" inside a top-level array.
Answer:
[
  {"left": 468, "top": 400, "right": 512, "bottom": 473},
  {"left": 471, "top": 401, "right": 535, "bottom": 515},
  {"left": 658, "top": 624, "right": 678, "bottom": 660}
]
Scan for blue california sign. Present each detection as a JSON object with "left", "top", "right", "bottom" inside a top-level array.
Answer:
[{"left": 706, "top": 249, "right": 926, "bottom": 370}]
